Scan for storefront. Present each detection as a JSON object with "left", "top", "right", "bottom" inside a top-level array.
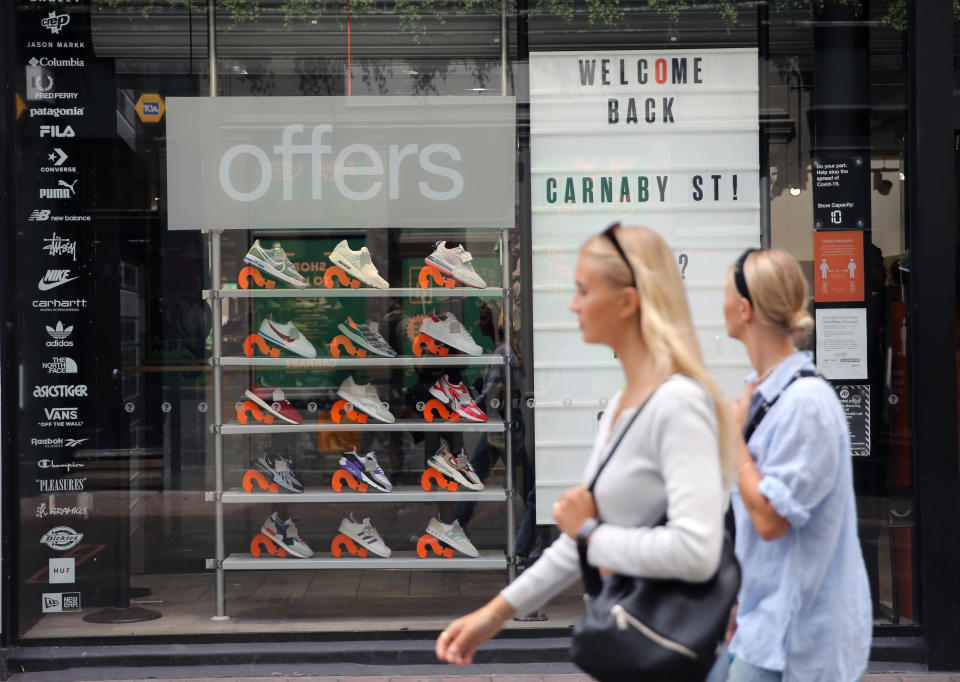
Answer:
[{"left": 1, "top": 0, "right": 958, "bottom": 672}]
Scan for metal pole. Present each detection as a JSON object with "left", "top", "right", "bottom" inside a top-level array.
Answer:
[
  {"left": 502, "top": 230, "right": 516, "bottom": 582},
  {"left": 208, "top": 0, "right": 217, "bottom": 97},
  {"left": 500, "top": 0, "right": 508, "bottom": 95}
]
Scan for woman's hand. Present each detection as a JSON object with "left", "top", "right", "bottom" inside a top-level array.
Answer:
[
  {"left": 727, "top": 382, "right": 756, "bottom": 434},
  {"left": 552, "top": 486, "right": 598, "bottom": 539},
  {"left": 435, "top": 595, "right": 515, "bottom": 665}
]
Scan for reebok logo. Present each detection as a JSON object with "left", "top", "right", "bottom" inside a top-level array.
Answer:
[{"left": 38, "top": 269, "right": 78, "bottom": 291}]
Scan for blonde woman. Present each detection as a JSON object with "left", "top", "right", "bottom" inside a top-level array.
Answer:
[
  {"left": 435, "top": 224, "right": 734, "bottom": 668},
  {"left": 713, "top": 248, "right": 871, "bottom": 682}
]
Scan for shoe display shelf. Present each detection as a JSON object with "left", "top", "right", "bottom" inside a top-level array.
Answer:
[{"left": 204, "top": 230, "right": 518, "bottom": 619}]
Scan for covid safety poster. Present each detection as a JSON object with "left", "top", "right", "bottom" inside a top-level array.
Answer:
[{"left": 529, "top": 49, "right": 759, "bottom": 521}]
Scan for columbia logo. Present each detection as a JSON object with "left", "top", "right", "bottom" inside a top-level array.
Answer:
[{"left": 29, "top": 57, "right": 40, "bottom": 67}]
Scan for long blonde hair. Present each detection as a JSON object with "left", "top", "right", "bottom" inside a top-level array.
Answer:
[{"left": 581, "top": 226, "right": 736, "bottom": 481}]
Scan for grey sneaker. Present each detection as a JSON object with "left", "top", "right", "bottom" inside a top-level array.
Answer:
[
  {"left": 425, "top": 515, "right": 479, "bottom": 557},
  {"left": 419, "top": 312, "right": 482, "bottom": 356},
  {"left": 337, "top": 316, "right": 398, "bottom": 358},
  {"left": 329, "top": 240, "right": 389, "bottom": 289},
  {"left": 337, "top": 376, "right": 396, "bottom": 424},
  {"left": 338, "top": 513, "right": 392, "bottom": 557},
  {"left": 425, "top": 241, "right": 486, "bottom": 288},
  {"left": 244, "top": 240, "right": 307, "bottom": 288}
]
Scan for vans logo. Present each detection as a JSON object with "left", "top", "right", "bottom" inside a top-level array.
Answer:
[
  {"left": 44, "top": 407, "right": 78, "bottom": 420},
  {"left": 43, "top": 234, "right": 77, "bottom": 260},
  {"left": 41, "top": 357, "right": 78, "bottom": 374},
  {"left": 40, "top": 526, "right": 83, "bottom": 550},
  {"left": 38, "top": 269, "right": 78, "bottom": 291}
]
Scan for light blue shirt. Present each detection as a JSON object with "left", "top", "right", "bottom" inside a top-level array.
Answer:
[{"left": 728, "top": 351, "right": 872, "bottom": 682}]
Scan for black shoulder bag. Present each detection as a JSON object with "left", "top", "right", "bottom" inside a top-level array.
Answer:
[{"left": 569, "top": 390, "right": 741, "bottom": 682}]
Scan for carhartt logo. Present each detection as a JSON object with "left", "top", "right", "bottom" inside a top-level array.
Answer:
[
  {"left": 38, "top": 269, "right": 78, "bottom": 291},
  {"left": 41, "top": 11, "right": 70, "bottom": 35}
]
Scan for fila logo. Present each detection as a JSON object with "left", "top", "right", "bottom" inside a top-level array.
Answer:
[
  {"left": 39, "top": 125, "right": 75, "bottom": 138},
  {"left": 41, "top": 11, "right": 70, "bottom": 35},
  {"left": 38, "top": 269, "right": 78, "bottom": 291},
  {"left": 29, "top": 209, "right": 52, "bottom": 221},
  {"left": 40, "top": 525, "right": 83, "bottom": 550}
]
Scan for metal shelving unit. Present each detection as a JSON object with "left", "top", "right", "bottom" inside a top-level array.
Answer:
[{"left": 205, "top": 229, "right": 515, "bottom": 619}]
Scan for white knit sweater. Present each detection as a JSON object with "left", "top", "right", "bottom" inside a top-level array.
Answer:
[{"left": 500, "top": 374, "right": 726, "bottom": 616}]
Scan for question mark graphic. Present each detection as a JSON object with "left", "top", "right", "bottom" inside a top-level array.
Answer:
[{"left": 678, "top": 253, "right": 689, "bottom": 279}]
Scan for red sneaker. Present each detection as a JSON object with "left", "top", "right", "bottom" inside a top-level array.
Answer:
[{"left": 244, "top": 384, "right": 303, "bottom": 425}]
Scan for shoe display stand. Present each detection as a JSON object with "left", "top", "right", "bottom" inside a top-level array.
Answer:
[{"left": 203, "top": 230, "right": 517, "bottom": 620}]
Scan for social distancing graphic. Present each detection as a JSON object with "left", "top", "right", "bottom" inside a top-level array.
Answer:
[{"left": 813, "top": 231, "right": 864, "bottom": 302}]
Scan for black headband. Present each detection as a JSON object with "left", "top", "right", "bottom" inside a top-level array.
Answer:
[
  {"left": 734, "top": 248, "right": 758, "bottom": 304},
  {"left": 601, "top": 222, "right": 637, "bottom": 288}
]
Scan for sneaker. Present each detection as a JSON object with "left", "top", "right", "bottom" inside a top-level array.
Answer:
[
  {"left": 425, "top": 515, "right": 479, "bottom": 557},
  {"left": 429, "top": 375, "right": 487, "bottom": 422},
  {"left": 338, "top": 512, "right": 392, "bottom": 557},
  {"left": 427, "top": 439, "right": 484, "bottom": 491},
  {"left": 339, "top": 447, "right": 393, "bottom": 492},
  {"left": 329, "top": 240, "right": 389, "bottom": 289},
  {"left": 244, "top": 383, "right": 304, "bottom": 425},
  {"left": 337, "top": 376, "right": 396, "bottom": 424},
  {"left": 257, "top": 314, "right": 317, "bottom": 359},
  {"left": 244, "top": 239, "right": 307, "bottom": 288},
  {"left": 337, "top": 316, "right": 398, "bottom": 358},
  {"left": 254, "top": 452, "right": 304, "bottom": 493},
  {"left": 419, "top": 312, "right": 482, "bottom": 356},
  {"left": 425, "top": 241, "right": 487, "bottom": 289},
  {"left": 261, "top": 511, "right": 313, "bottom": 558}
]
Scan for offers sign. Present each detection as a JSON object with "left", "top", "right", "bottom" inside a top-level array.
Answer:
[{"left": 165, "top": 96, "right": 516, "bottom": 230}]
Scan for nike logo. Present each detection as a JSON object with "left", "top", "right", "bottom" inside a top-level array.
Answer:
[
  {"left": 38, "top": 270, "right": 78, "bottom": 291},
  {"left": 268, "top": 322, "right": 294, "bottom": 343}
]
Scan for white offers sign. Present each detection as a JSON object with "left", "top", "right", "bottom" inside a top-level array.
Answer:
[
  {"left": 529, "top": 49, "right": 760, "bottom": 523},
  {"left": 165, "top": 96, "right": 516, "bottom": 230}
]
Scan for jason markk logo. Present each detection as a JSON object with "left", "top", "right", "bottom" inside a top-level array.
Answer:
[
  {"left": 38, "top": 269, "right": 78, "bottom": 291},
  {"left": 40, "top": 525, "right": 83, "bottom": 550}
]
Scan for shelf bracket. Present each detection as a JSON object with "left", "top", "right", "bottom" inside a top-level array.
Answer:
[
  {"left": 205, "top": 558, "right": 222, "bottom": 570},
  {"left": 205, "top": 289, "right": 222, "bottom": 300},
  {"left": 208, "top": 356, "right": 221, "bottom": 368},
  {"left": 209, "top": 423, "right": 222, "bottom": 435},
  {"left": 204, "top": 491, "right": 221, "bottom": 502}
]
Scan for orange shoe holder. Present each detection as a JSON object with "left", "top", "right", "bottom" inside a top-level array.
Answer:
[
  {"left": 331, "top": 533, "right": 369, "bottom": 558},
  {"left": 243, "top": 333, "right": 281, "bottom": 359},
  {"left": 331, "top": 468, "right": 369, "bottom": 493},
  {"left": 330, "top": 399, "right": 368, "bottom": 424},
  {"left": 417, "top": 534, "right": 454, "bottom": 559},
  {"left": 242, "top": 468, "right": 280, "bottom": 493},
  {"left": 323, "top": 266, "right": 362, "bottom": 290},
  {"left": 251, "top": 532, "right": 288, "bottom": 558},
  {"left": 420, "top": 468, "right": 459, "bottom": 492},
  {"left": 238, "top": 265, "right": 276, "bottom": 290},
  {"left": 328, "top": 334, "right": 367, "bottom": 359},
  {"left": 237, "top": 399, "right": 275, "bottom": 425},
  {"left": 412, "top": 333, "right": 449, "bottom": 357},
  {"left": 418, "top": 265, "right": 456, "bottom": 289},
  {"left": 422, "top": 398, "right": 459, "bottom": 424}
]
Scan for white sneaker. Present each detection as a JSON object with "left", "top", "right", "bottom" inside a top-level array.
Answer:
[
  {"left": 425, "top": 516, "right": 479, "bottom": 557},
  {"left": 425, "top": 241, "right": 487, "bottom": 288},
  {"left": 329, "top": 240, "right": 389, "bottom": 289},
  {"left": 244, "top": 239, "right": 308, "bottom": 288},
  {"left": 257, "top": 314, "right": 317, "bottom": 359},
  {"left": 337, "top": 376, "right": 396, "bottom": 424},
  {"left": 419, "top": 312, "right": 482, "bottom": 356},
  {"left": 427, "top": 439, "right": 484, "bottom": 491},
  {"left": 261, "top": 511, "right": 313, "bottom": 558},
  {"left": 338, "top": 512, "right": 392, "bottom": 558}
]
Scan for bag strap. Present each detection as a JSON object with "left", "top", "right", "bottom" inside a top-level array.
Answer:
[
  {"left": 578, "top": 382, "right": 664, "bottom": 595},
  {"left": 742, "top": 368, "right": 822, "bottom": 442}
]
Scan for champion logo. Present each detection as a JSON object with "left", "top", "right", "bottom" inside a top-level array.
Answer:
[
  {"left": 40, "top": 526, "right": 83, "bottom": 550},
  {"left": 29, "top": 209, "right": 52, "bottom": 221},
  {"left": 38, "top": 269, "right": 78, "bottom": 291},
  {"left": 41, "top": 11, "right": 70, "bottom": 35}
]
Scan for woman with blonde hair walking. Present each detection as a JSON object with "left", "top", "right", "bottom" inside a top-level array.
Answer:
[
  {"left": 435, "top": 224, "right": 734, "bottom": 674},
  {"left": 709, "top": 248, "right": 871, "bottom": 682}
]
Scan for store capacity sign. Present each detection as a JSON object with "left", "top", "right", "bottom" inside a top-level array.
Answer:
[
  {"left": 165, "top": 96, "right": 516, "bottom": 230},
  {"left": 529, "top": 49, "right": 759, "bottom": 522}
]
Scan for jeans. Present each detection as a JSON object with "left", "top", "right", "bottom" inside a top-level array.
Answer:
[{"left": 705, "top": 644, "right": 782, "bottom": 682}]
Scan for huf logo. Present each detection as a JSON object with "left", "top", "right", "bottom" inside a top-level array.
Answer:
[
  {"left": 41, "top": 11, "right": 70, "bottom": 35},
  {"left": 39, "top": 125, "right": 75, "bottom": 138},
  {"left": 40, "top": 526, "right": 83, "bottom": 550},
  {"left": 49, "top": 558, "right": 76, "bottom": 584},
  {"left": 38, "top": 269, "right": 78, "bottom": 291}
]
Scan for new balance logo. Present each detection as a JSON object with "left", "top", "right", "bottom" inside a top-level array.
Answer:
[
  {"left": 38, "top": 269, "right": 78, "bottom": 291},
  {"left": 29, "top": 210, "right": 52, "bottom": 221}
]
